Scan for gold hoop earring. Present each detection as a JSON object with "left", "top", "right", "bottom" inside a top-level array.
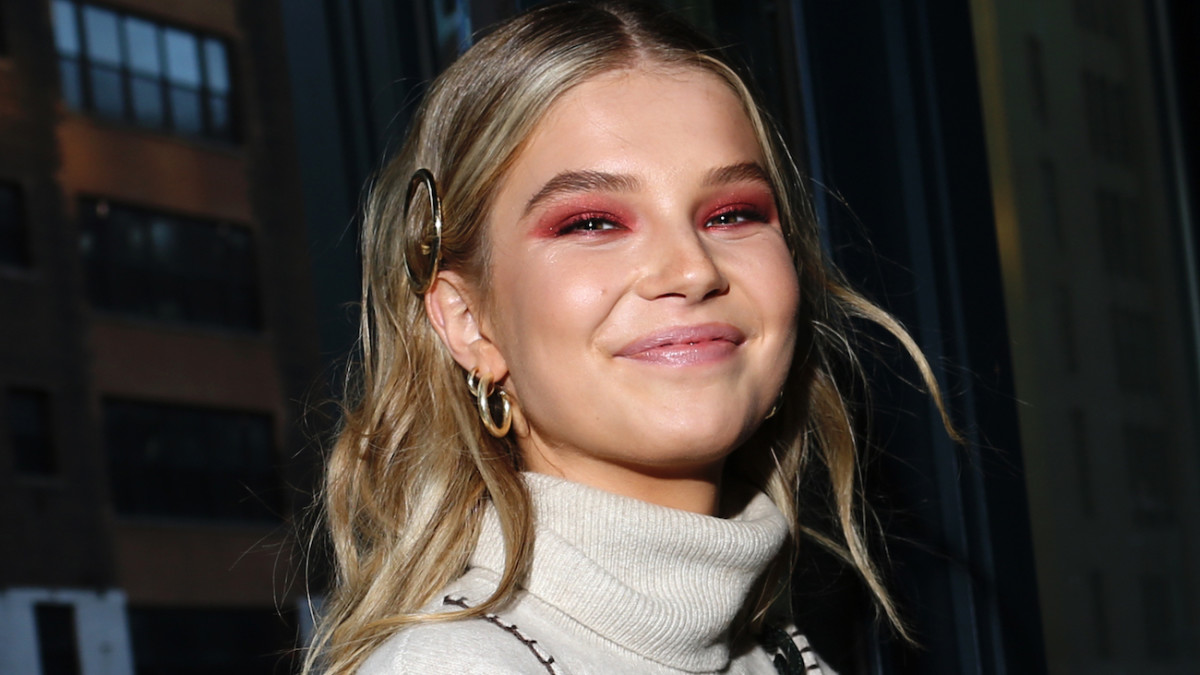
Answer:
[
  {"left": 403, "top": 168, "right": 443, "bottom": 294},
  {"left": 467, "top": 369, "right": 511, "bottom": 437}
]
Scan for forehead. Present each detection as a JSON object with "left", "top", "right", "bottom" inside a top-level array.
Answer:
[
  {"left": 547, "top": 65, "right": 755, "bottom": 157},
  {"left": 489, "top": 66, "right": 765, "bottom": 217}
]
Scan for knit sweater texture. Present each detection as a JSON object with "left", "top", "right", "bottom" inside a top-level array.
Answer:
[{"left": 359, "top": 474, "right": 830, "bottom": 674}]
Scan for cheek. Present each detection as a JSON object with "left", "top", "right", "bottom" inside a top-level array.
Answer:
[
  {"left": 773, "top": 259, "right": 803, "bottom": 324},
  {"left": 501, "top": 258, "right": 609, "bottom": 328},
  {"left": 488, "top": 253, "right": 620, "bottom": 379},
  {"left": 754, "top": 251, "right": 802, "bottom": 395},
  {"left": 739, "top": 242, "right": 802, "bottom": 326}
]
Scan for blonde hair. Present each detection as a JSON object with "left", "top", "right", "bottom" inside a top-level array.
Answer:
[{"left": 307, "top": 2, "right": 956, "bottom": 672}]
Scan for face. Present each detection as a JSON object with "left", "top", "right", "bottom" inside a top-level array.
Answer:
[{"left": 457, "top": 67, "right": 800, "bottom": 493}]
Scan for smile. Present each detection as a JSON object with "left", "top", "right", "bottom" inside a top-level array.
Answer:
[{"left": 615, "top": 323, "right": 746, "bottom": 366}]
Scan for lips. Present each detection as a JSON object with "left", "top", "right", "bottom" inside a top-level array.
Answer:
[{"left": 614, "top": 322, "right": 746, "bottom": 366}]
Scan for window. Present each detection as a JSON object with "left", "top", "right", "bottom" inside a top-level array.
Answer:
[
  {"left": 1082, "top": 70, "right": 1136, "bottom": 165},
  {"left": 34, "top": 603, "right": 82, "bottom": 675},
  {"left": 1111, "top": 309, "right": 1161, "bottom": 394},
  {"left": 1097, "top": 188, "right": 1146, "bottom": 280},
  {"left": 79, "top": 199, "right": 260, "bottom": 330},
  {"left": 1025, "top": 36, "right": 1048, "bottom": 123},
  {"left": 0, "top": 181, "right": 28, "bottom": 268},
  {"left": 1038, "top": 160, "right": 1063, "bottom": 249},
  {"left": 7, "top": 388, "right": 56, "bottom": 475},
  {"left": 103, "top": 399, "right": 280, "bottom": 521},
  {"left": 1068, "top": 409, "right": 1095, "bottom": 517},
  {"left": 1141, "top": 574, "right": 1181, "bottom": 658},
  {"left": 127, "top": 607, "right": 296, "bottom": 675},
  {"left": 0, "top": 2, "right": 9, "bottom": 57},
  {"left": 1073, "top": 0, "right": 1127, "bottom": 42},
  {"left": 1088, "top": 571, "right": 1112, "bottom": 659},
  {"left": 52, "top": 0, "right": 235, "bottom": 141},
  {"left": 1055, "top": 285, "right": 1079, "bottom": 373},
  {"left": 1125, "top": 425, "right": 1175, "bottom": 527}
]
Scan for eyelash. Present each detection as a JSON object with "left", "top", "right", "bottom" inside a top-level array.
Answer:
[
  {"left": 705, "top": 206, "right": 769, "bottom": 228},
  {"left": 552, "top": 204, "right": 770, "bottom": 236},
  {"left": 556, "top": 214, "right": 621, "bottom": 236}
]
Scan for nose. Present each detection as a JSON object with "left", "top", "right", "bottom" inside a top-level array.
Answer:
[{"left": 634, "top": 222, "right": 729, "bottom": 302}]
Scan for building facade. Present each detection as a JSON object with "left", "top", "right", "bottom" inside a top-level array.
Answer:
[
  {"left": 0, "top": 1, "right": 319, "bottom": 673},
  {"left": 974, "top": 0, "right": 1200, "bottom": 672}
]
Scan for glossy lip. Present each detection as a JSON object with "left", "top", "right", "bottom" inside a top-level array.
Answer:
[{"left": 614, "top": 322, "right": 746, "bottom": 366}]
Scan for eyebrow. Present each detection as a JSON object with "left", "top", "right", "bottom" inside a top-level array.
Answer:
[
  {"left": 522, "top": 162, "right": 771, "bottom": 216},
  {"left": 523, "top": 171, "right": 640, "bottom": 216},
  {"left": 702, "top": 162, "right": 770, "bottom": 188}
]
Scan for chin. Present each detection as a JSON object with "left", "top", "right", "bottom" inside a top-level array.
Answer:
[
  {"left": 632, "top": 424, "right": 748, "bottom": 469},
  {"left": 666, "top": 405, "right": 762, "bottom": 440}
]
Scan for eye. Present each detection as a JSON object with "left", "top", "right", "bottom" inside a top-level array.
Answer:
[
  {"left": 706, "top": 207, "right": 768, "bottom": 228},
  {"left": 557, "top": 216, "right": 621, "bottom": 235}
]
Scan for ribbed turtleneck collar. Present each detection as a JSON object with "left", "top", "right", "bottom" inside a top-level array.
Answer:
[{"left": 468, "top": 473, "right": 789, "bottom": 672}]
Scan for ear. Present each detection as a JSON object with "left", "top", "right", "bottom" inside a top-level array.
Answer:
[{"left": 425, "top": 271, "right": 509, "bottom": 381}]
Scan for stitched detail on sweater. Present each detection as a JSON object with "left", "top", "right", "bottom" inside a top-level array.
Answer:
[
  {"left": 761, "top": 624, "right": 822, "bottom": 675},
  {"left": 443, "top": 595, "right": 561, "bottom": 674},
  {"left": 789, "top": 630, "right": 821, "bottom": 671}
]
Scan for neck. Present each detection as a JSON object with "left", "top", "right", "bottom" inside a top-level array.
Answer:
[{"left": 523, "top": 452, "right": 724, "bottom": 515}]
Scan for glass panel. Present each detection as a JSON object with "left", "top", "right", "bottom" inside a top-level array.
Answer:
[
  {"left": 79, "top": 200, "right": 261, "bottom": 330},
  {"left": 104, "top": 399, "right": 279, "bottom": 520},
  {"left": 129, "top": 76, "right": 164, "bottom": 128},
  {"left": 52, "top": 0, "right": 80, "bottom": 56},
  {"left": 223, "top": 226, "right": 258, "bottom": 327},
  {"left": 59, "top": 58, "right": 83, "bottom": 109},
  {"left": 119, "top": 212, "right": 144, "bottom": 255},
  {"left": 149, "top": 217, "right": 175, "bottom": 262},
  {"left": 79, "top": 204, "right": 103, "bottom": 303},
  {"left": 123, "top": 16, "right": 161, "bottom": 76},
  {"left": 9, "top": 388, "right": 55, "bottom": 475},
  {"left": 163, "top": 28, "right": 200, "bottom": 86},
  {"left": 88, "top": 64, "right": 125, "bottom": 119},
  {"left": 203, "top": 38, "right": 229, "bottom": 94},
  {"left": 147, "top": 216, "right": 177, "bottom": 317},
  {"left": 169, "top": 86, "right": 202, "bottom": 135},
  {"left": 0, "top": 181, "right": 28, "bottom": 268},
  {"left": 33, "top": 603, "right": 81, "bottom": 675},
  {"left": 88, "top": 203, "right": 146, "bottom": 316},
  {"left": 82, "top": 5, "right": 120, "bottom": 66},
  {"left": 206, "top": 94, "right": 231, "bottom": 140}
]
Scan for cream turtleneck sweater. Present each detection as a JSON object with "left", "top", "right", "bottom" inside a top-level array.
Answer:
[{"left": 359, "top": 474, "right": 829, "bottom": 674}]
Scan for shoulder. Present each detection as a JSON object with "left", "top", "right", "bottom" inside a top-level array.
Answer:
[{"left": 357, "top": 599, "right": 559, "bottom": 675}]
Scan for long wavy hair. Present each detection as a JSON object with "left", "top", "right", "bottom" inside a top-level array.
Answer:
[{"left": 306, "top": 2, "right": 955, "bottom": 673}]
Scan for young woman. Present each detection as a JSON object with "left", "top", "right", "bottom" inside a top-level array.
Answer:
[{"left": 308, "top": 1, "right": 951, "bottom": 673}]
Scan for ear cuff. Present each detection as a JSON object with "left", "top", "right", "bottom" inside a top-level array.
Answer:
[{"left": 403, "top": 168, "right": 443, "bottom": 295}]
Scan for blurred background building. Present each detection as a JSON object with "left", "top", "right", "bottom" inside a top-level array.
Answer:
[
  {"left": 0, "top": 0, "right": 1195, "bottom": 674},
  {"left": 0, "top": 0, "right": 319, "bottom": 673}
]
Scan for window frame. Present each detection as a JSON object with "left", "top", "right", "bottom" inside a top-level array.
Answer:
[
  {"left": 0, "top": 1, "right": 10, "bottom": 57},
  {"left": 78, "top": 196, "right": 263, "bottom": 332},
  {"left": 102, "top": 397, "right": 282, "bottom": 522},
  {"left": 51, "top": 0, "right": 238, "bottom": 143},
  {"left": 5, "top": 386, "right": 58, "bottom": 476}
]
